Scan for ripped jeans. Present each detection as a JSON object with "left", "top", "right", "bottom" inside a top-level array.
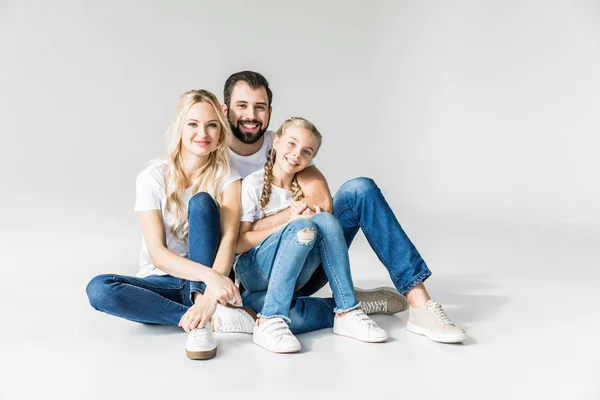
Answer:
[{"left": 235, "top": 212, "right": 359, "bottom": 323}]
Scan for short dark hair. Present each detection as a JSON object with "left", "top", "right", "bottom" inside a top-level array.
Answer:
[{"left": 223, "top": 71, "right": 273, "bottom": 108}]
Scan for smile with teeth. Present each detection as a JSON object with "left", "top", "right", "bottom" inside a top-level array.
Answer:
[
  {"left": 284, "top": 156, "right": 299, "bottom": 167},
  {"left": 241, "top": 122, "right": 259, "bottom": 130}
]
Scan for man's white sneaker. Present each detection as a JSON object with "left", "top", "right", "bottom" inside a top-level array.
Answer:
[
  {"left": 185, "top": 321, "right": 217, "bottom": 360},
  {"left": 406, "top": 300, "right": 467, "bottom": 343},
  {"left": 333, "top": 308, "right": 388, "bottom": 343},
  {"left": 211, "top": 303, "right": 257, "bottom": 334},
  {"left": 355, "top": 286, "right": 409, "bottom": 315},
  {"left": 252, "top": 318, "right": 301, "bottom": 353}
]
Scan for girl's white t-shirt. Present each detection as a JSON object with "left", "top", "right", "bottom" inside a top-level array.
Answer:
[
  {"left": 134, "top": 162, "right": 241, "bottom": 278},
  {"left": 241, "top": 169, "right": 293, "bottom": 223}
]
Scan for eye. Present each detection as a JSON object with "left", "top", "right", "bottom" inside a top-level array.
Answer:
[
  {"left": 288, "top": 141, "right": 296, "bottom": 147},
  {"left": 208, "top": 122, "right": 218, "bottom": 128},
  {"left": 257, "top": 106, "right": 265, "bottom": 111},
  {"left": 238, "top": 104, "right": 246, "bottom": 109},
  {"left": 188, "top": 122, "right": 198, "bottom": 128},
  {"left": 303, "top": 150, "right": 312, "bottom": 156}
]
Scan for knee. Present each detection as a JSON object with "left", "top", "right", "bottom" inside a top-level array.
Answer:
[
  {"left": 86, "top": 274, "right": 113, "bottom": 310},
  {"left": 311, "top": 212, "right": 341, "bottom": 232},
  {"left": 188, "top": 192, "right": 217, "bottom": 218},
  {"left": 286, "top": 218, "right": 317, "bottom": 246},
  {"left": 339, "top": 177, "right": 378, "bottom": 196}
]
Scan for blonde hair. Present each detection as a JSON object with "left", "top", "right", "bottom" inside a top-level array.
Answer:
[
  {"left": 259, "top": 117, "right": 322, "bottom": 216},
  {"left": 164, "top": 89, "right": 232, "bottom": 240}
]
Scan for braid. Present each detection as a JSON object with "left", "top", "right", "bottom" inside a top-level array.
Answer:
[
  {"left": 259, "top": 149, "right": 276, "bottom": 217},
  {"left": 291, "top": 175, "right": 304, "bottom": 201}
]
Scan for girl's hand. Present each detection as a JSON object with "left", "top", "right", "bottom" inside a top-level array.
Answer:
[
  {"left": 301, "top": 204, "right": 322, "bottom": 218},
  {"left": 178, "top": 294, "right": 217, "bottom": 332},
  {"left": 289, "top": 201, "right": 307, "bottom": 221},
  {"left": 204, "top": 270, "right": 242, "bottom": 306}
]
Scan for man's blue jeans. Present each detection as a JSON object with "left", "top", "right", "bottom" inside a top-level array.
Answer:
[
  {"left": 236, "top": 213, "right": 360, "bottom": 324},
  {"left": 85, "top": 193, "right": 221, "bottom": 325},
  {"left": 242, "top": 177, "right": 432, "bottom": 334}
]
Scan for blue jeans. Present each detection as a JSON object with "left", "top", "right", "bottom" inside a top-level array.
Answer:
[
  {"left": 86, "top": 192, "right": 221, "bottom": 325},
  {"left": 236, "top": 213, "right": 359, "bottom": 325},
  {"left": 242, "top": 177, "right": 432, "bottom": 334}
]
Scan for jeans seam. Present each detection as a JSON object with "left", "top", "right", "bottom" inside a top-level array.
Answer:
[{"left": 318, "top": 236, "right": 348, "bottom": 309}]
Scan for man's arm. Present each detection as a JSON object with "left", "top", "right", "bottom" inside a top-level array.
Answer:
[{"left": 250, "top": 165, "right": 332, "bottom": 232}]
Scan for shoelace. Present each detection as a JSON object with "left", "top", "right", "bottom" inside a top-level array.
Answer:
[
  {"left": 213, "top": 316, "right": 245, "bottom": 333},
  {"left": 425, "top": 301, "right": 453, "bottom": 325},
  {"left": 348, "top": 309, "right": 377, "bottom": 326},
  {"left": 262, "top": 318, "right": 293, "bottom": 339},
  {"left": 190, "top": 327, "right": 210, "bottom": 339},
  {"left": 361, "top": 300, "right": 388, "bottom": 314}
]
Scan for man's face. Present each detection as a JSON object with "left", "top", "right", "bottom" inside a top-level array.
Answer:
[{"left": 225, "top": 82, "right": 271, "bottom": 144}]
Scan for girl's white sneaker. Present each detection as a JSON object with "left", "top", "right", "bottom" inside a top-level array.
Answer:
[
  {"left": 333, "top": 308, "right": 388, "bottom": 343},
  {"left": 252, "top": 318, "right": 301, "bottom": 353}
]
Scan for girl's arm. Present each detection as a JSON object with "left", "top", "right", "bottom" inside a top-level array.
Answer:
[
  {"left": 236, "top": 220, "right": 285, "bottom": 254},
  {"left": 211, "top": 180, "right": 242, "bottom": 277},
  {"left": 250, "top": 165, "right": 332, "bottom": 231}
]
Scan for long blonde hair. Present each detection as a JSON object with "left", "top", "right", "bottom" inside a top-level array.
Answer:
[
  {"left": 164, "top": 89, "right": 232, "bottom": 240},
  {"left": 259, "top": 117, "right": 322, "bottom": 217}
]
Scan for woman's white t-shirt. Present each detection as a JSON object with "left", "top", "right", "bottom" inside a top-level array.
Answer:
[{"left": 134, "top": 162, "right": 241, "bottom": 278}]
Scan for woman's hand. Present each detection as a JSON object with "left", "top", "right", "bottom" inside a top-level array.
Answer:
[
  {"left": 204, "top": 270, "right": 242, "bottom": 306},
  {"left": 178, "top": 293, "right": 218, "bottom": 332},
  {"left": 289, "top": 201, "right": 307, "bottom": 221}
]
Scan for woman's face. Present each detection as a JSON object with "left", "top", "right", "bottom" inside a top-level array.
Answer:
[
  {"left": 181, "top": 102, "right": 222, "bottom": 160},
  {"left": 273, "top": 126, "right": 318, "bottom": 175}
]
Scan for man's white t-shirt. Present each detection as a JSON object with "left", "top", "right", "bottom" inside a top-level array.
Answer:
[
  {"left": 228, "top": 131, "right": 275, "bottom": 179},
  {"left": 134, "top": 162, "right": 241, "bottom": 278}
]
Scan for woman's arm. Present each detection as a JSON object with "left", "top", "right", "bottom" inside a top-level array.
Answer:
[
  {"left": 250, "top": 165, "right": 332, "bottom": 231},
  {"left": 211, "top": 180, "right": 242, "bottom": 276}
]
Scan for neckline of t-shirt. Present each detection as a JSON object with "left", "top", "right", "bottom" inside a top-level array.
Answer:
[{"left": 229, "top": 131, "right": 273, "bottom": 159}]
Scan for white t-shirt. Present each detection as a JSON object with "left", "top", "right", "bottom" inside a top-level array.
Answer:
[
  {"left": 241, "top": 169, "right": 294, "bottom": 223},
  {"left": 134, "top": 161, "right": 241, "bottom": 278},
  {"left": 228, "top": 131, "right": 276, "bottom": 179}
]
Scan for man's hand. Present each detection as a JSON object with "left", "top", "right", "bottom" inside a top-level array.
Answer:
[
  {"left": 204, "top": 270, "right": 242, "bottom": 306},
  {"left": 289, "top": 201, "right": 308, "bottom": 221},
  {"left": 178, "top": 294, "right": 218, "bottom": 332}
]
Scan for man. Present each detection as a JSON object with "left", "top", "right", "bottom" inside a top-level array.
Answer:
[{"left": 222, "top": 71, "right": 466, "bottom": 343}]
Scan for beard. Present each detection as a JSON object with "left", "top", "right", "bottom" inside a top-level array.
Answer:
[{"left": 228, "top": 111, "right": 270, "bottom": 145}]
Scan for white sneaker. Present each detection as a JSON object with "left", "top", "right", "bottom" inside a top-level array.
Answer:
[
  {"left": 355, "top": 286, "right": 409, "bottom": 315},
  {"left": 252, "top": 318, "right": 301, "bottom": 353},
  {"left": 406, "top": 300, "right": 467, "bottom": 343},
  {"left": 211, "top": 303, "right": 257, "bottom": 334},
  {"left": 185, "top": 321, "right": 217, "bottom": 360},
  {"left": 333, "top": 308, "right": 388, "bottom": 343}
]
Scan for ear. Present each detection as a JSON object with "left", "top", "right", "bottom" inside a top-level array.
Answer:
[
  {"left": 272, "top": 135, "right": 280, "bottom": 150},
  {"left": 221, "top": 103, "right": 228, "bottom": 115}
]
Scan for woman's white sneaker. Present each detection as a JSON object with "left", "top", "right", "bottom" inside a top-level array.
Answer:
[
  {"left": 406, "top": 300, "right": 467, "bottom": 343},
  {"left": 252, "top": 318, "right": 301, "bottom": 353},
  {"left": 333, "top": 308, "right": 388, "bottom": 343},
  {"left": 185, "top": 321, "right": 217, "bottom": 360},
  {"left": 211, "top": 303, "right": 257, "bottom": 334}
]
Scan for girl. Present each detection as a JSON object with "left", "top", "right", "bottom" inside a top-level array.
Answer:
[
  {"left": 86, "top": 89, "right": 256, "bottom": 360},
  {"left": 235, "top": 117, "right": 388, "bottom": 353}
]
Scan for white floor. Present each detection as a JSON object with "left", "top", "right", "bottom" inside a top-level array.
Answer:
[{"left": 2, "top": 220, "right": 598, "bottom": 400}]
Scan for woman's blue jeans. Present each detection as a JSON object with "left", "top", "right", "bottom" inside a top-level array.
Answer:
[
  {"left": 236, "top": 213, "right": 360, "bottom": 324},
  {"left": 85, "top": 192, "right": 221, "bottom": 325},
  {"left": 241, "top": 177, "right": 432, "bottom": 334}
]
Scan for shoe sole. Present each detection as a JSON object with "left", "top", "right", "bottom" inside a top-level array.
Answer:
[
  {"left": 333, "top": 330, "right": 388, "bottom": 343},
  {"left": 355, "top": 286, "right": 409, "bottom": 314},
  {"left": 406, "top": 321, "right": 467, "bottom": 343},
  {"left": 252, "top": 337, "right": 301, "bottom": 353},
  {"left": 186, "top": 347, "right": 217, "bottom": 360}
]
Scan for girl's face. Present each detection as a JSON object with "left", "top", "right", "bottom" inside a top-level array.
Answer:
[
  {"left": 181, "top": 102, "right": 222, "bottom": 160},
  {"left": 273, "top": 126, "right": 318, "bottom": 175}
]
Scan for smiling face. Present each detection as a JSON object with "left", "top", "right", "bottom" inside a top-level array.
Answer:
[
  {"left": 180, "top": 101, "right": 222, "bottom": 161},
  {"left": 272, "top": 126, "right": 318, "bottom": 176},
  {"left": 226, "top": 81, "right": 271, "bottom": 144}
]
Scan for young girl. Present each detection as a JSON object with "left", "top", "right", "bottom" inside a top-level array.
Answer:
[
  {"left": 86, "top": 89, "right": 256, "bottom": 360},
  {"left": 235, "top": 117, "right": 388, "bottom": 353}
]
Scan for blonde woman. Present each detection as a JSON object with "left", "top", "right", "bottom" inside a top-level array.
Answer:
[
  {"left": 235, "top": 117, "right": 388, "bottom": 353},
  {"left": 86, "top": 89, "right": 256, "bottom": 360}
]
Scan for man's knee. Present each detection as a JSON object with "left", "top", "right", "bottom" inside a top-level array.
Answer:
[{"left": 339, "top": 177, "right": 378, "bottom": 195}]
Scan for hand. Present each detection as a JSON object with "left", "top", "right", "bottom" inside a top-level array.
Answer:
[
  {"left": 178, "top": 293, "right": 217, "bottom": 332},
  {"left": 204, "top": 270, "right": 242, "bottom": 306},
  {"left": 301, "top": 204, "right": 322, "bottom": 218},
  {"left": 289, "top": 201, "right": 307, "bottom": 221}
]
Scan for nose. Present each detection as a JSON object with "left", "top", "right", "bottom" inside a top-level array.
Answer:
[{"left": 246, "top": 107, "right": 256, "bottom": 120}]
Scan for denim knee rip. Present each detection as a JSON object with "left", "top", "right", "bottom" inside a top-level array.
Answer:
[{"left": 295, "top": 228, "right": 315, "bottom": 245}]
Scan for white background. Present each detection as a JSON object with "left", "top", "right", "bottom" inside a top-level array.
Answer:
[{"left": 1, "top": 1, "right": 598, "bottom": 399}]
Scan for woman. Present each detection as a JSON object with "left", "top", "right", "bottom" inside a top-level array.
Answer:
[{"left": 86, "top": 89, "right": 255, "bottom": 360}]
